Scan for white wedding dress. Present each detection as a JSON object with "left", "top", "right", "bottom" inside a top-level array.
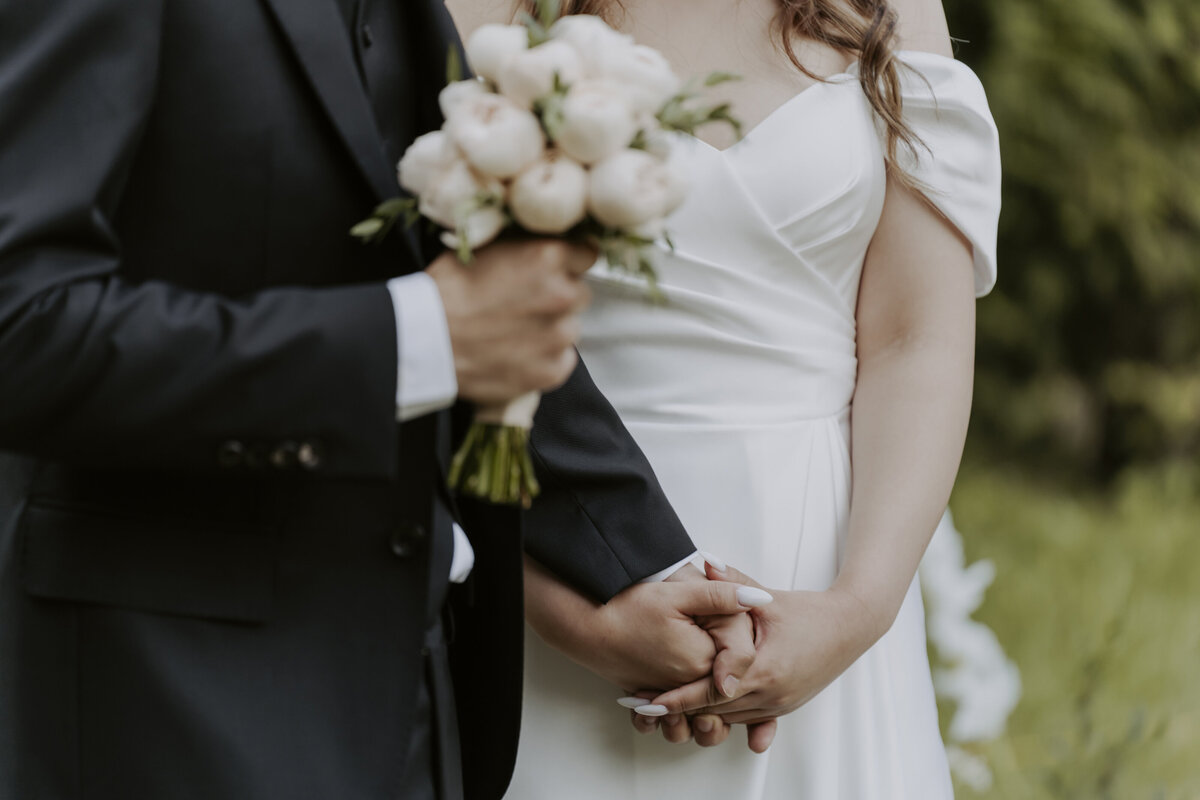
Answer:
[{"left": 506, "top": 51, "right": 1001, "bottom": 799}]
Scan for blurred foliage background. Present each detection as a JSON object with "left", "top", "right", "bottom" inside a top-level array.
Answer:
[{"left": 937, "top": 0, "right": 1199, "bottom": 796}]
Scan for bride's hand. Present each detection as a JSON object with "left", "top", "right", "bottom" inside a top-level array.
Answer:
[{"left": 645, "top": 563, "right": 884, "bottom": 733}]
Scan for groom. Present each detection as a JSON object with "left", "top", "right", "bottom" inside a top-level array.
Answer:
[{"left": 0, "top": 1, "right": 754, "bottom": 799}]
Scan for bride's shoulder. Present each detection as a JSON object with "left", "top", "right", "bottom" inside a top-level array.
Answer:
[{"left": 886, "top": 0, "right": 954, "bottom": 58}]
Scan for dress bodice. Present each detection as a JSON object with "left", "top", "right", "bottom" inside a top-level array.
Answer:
[{"left": 579, "top": 51, "right": 1001, "bottom": 427}]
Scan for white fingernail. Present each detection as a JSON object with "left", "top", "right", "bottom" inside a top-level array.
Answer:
[
  {"left": 617, "top": 696, "right": 649, "bottom": 709},
  {"left": 699, "top": 550, "right": 727, "bottom": 572},
  {"left": 736, "top": 587, "right": 773, "bottom": 607},
  {"left": 634, "top": 704, "right": 669, "bottom": 717}
]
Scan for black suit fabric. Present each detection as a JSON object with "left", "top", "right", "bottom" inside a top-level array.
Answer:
[{"left": 0, "top": 1, "right": 696, "bottom": 798}]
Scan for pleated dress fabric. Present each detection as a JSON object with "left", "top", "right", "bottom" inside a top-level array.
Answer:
[{"left": 506, "top": 51, "right": 1002, "bottom": 799}]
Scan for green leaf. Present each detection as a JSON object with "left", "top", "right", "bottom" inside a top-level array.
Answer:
[
  {"left": 349, "top": 218, "right": 385, "bottom": 239},
  {"left": 703, "top": 71, "right": 742, "bottom": 87}
]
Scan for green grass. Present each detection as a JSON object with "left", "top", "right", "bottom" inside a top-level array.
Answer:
[{"left": 944, "top": 458, "right": 1200, "bottom": 799}]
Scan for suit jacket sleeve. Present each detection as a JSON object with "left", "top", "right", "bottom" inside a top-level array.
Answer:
[
  {"left": 0, "top": 0, "right": 400, "bottom": 478},
  {"left": 522, "top": 358, "right": 696, "bottom": 603}
]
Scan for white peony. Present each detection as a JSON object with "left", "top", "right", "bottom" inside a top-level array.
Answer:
[
  {"left": 446, "top": 93, "right": 545, "bottom": 179},
  {"left": 464, "top": 24, "right": 529, "bottom": 83},
  {"left": 440, "top": 205, "right": 508, "bottom": 252},
  {"left": 438, "top": 78, "right": 488, "bottom": 120},
  {"left": 594, "top": 44, "right": 682, "bottom": 114},
  {"left": 588, "top": 149, "right": 680, "bottom": 228},
  {"left": 549, "top": 14, "right": 634, "bottom": 78},
  {"left": 556, "top": 80, "right": 639, "bottom": 164},
  {"left": 496, "top": 40, "right": 583, "bottom": 109},
  {"left": 397, "top": 130, "right": 460, "bottom": 196},
  {"left": 508, "top": 151, "right": 588, "bottom": 234},
  {"left": 417, "top": 160, "right": 504, "bottom": 230}
]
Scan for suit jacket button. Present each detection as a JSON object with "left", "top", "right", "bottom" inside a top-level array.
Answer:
[
  {"left": 217, "top": 440, "right": 245, "bottom": 468},
  {"left": 390, "top": 523, "right": 427, "bottom": 558},
  {"left": 297, "top": 441, "right": 323, "bottom": 470}
]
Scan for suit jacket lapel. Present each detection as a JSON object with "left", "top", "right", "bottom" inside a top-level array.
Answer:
[{"left": 260, "top": 0, "right": 397, "bottom": 202}]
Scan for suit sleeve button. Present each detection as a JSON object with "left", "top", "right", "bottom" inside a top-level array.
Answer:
[
  {"left": 390, "top": 523, "right": 427, "bottom": 558},
  {"left": 270, "top": 441, "right": 299, "bottom": 469},
  {"left": 217, "top": 440, "right": 245, "bottom": 468},
  {"left": 297, "top": 441, "right": 323, "bottom": 470}
]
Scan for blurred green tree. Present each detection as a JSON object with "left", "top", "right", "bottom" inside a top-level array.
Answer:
[{"left": 941, "top": 0, "right": 1200, "bottom": 480}]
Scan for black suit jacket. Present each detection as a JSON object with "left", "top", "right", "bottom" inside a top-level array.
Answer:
[{"left": 0, "top": 1, "right": 694, "bottom": 798}]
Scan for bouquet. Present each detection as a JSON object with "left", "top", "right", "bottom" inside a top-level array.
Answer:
[{"left": 353, "top": 1, "right": 739, "bottom": 507}]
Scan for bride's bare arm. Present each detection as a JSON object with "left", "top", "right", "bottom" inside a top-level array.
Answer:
[{"left": 646, "top": 172, "right": 976, "bottom": 725}]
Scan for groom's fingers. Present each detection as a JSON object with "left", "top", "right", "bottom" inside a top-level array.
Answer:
[
  {"left": 705, "top": 612, "right": 757, "bottom": 699},
  {"left": 692, "top": 714, "right": 732, "bottom": 748},
  {"left": 660, "top": 713, "right": 692, "bottom": 744},
  {"left": 671, "top": 580, "right": 772, "bottom": 617},
  {"left": 747, "top": 720, "right": 779, "bottom": 753}
]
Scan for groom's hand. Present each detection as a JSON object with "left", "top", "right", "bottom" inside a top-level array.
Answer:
[{"left": 428, "top": 239, "right": 595, "bottom": 404}]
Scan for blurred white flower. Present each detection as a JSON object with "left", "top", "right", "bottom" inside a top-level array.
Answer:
[
  {"left": 465, "top": 23, "right": 529, "bottom": 83},
  {"left": 945, "top": 746, "right": 994, "bottom": 793},
  {"left": 556, "top": 80, "right": 639, "bottom": 164},
  {"left": 446, "top": 93, "right": 545, "bottom": 178},
  {"left": 549, "top": 14, "right": 634, "bottom": 77},
  {"left": 593, "top": 44, "right": 681, "bottom": 114},
  {"left": 440, "top": 205, "right": 507, "bottom": 251},
  {"left": 397, "top": 130, "right": 460, "bottom": 197},
  {"left": 438, "top": 78, "right": 488, "bottom": 121},
  {"left": 497, "top": 40, "right": 583, "bottom": 109},
  {"left": 509, "top": 151, "right": 588, "bottom": 234},
  {"left": 417, "top": 160, "right": 503, "bottom": 230},
  {"left": 920, "top": 511, "right": 1022, "bottom": 781},
  {"left": 589, "top": 149, "right": 680, "bottom": 228}
]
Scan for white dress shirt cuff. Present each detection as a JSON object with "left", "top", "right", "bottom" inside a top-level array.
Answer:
[
  {"left": 449, "top": 523, "right": 475, "bottom": 584},
  {"left": 387, "top": 272, "right": 458, "bottom": 422},
  {"left": 638, "top": 551, "right": 702, "bottom": 583}
]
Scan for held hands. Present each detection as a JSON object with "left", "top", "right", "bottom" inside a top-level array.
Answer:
[
  {"left": 427, "top": 239, "right": 595, "bottom": 404},
  {"left": 640, "top": 563, "right": 886, "bottom": 745}
]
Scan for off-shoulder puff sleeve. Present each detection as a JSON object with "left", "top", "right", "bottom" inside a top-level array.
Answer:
[{"left": 853, "top": 51, "right": 1002, "bottom": 296}]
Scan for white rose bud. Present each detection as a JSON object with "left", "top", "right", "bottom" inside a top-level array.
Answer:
[
  {"left": 397, "top": 130, "right": 459, "bottom": 196},
  {"left": 549, "top": 14, "right": 634, "bottom": 78},
  {"left": 595, "top": 44, "right": 681, "bottom": 114},
  {"left": 418, "top": 160, "right": 504, "bottom": 230},
  {"left": 465, "top": 24, "right": 529, "bottom": 83},
  {"left": 588, "top": 149, "right": 680, "bottom": 228},
  {"left": 556, "top": 80, "right": 639, "bottom": 165},
  {"left": 496, "top": 40, "right": 583, "bottom": 109},
  {"left": 447, "top": 93, "right": 545, "bottom": 178},
  {"left": 438, "top": 78, "right": 487, "bottom": 120},
  {"left": 508, "top": 151, "right": 588, "bottom": 234},
  {"left": 440, "top": 205, "right": 508, "bottom": 251}
]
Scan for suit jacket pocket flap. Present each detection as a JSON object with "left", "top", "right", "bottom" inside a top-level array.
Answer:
[{"left": 22, "top": 504, "right": 275, "bottom": 623}]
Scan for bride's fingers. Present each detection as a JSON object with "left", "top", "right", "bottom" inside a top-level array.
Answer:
[
  {"left": 643, "top": 675, "right": 727, "bottom": 716},
  {"left": 746, "top": 720, "right": 778, "bottom": 753},
  {"left": 703, "top": 560, "right": 769, "bottom": 591},
  {"left": 692, "top": 714, "right": 732, "bottom": 748},
  {"left": 670, "top": 580, "right": 773, "bottom": 617}
]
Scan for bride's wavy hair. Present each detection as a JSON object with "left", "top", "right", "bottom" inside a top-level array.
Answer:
[{"left": 520, "top": 0, "right": 922, "bottom": 178}]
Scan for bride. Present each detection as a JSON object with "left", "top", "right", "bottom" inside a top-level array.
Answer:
[{"left": 448, "top": 0, "right": 1000, "bottom": 796}]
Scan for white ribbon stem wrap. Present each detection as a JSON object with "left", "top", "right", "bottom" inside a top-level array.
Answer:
[{"left": 475, "top": 390, "right": 541, "bottom": 428}]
